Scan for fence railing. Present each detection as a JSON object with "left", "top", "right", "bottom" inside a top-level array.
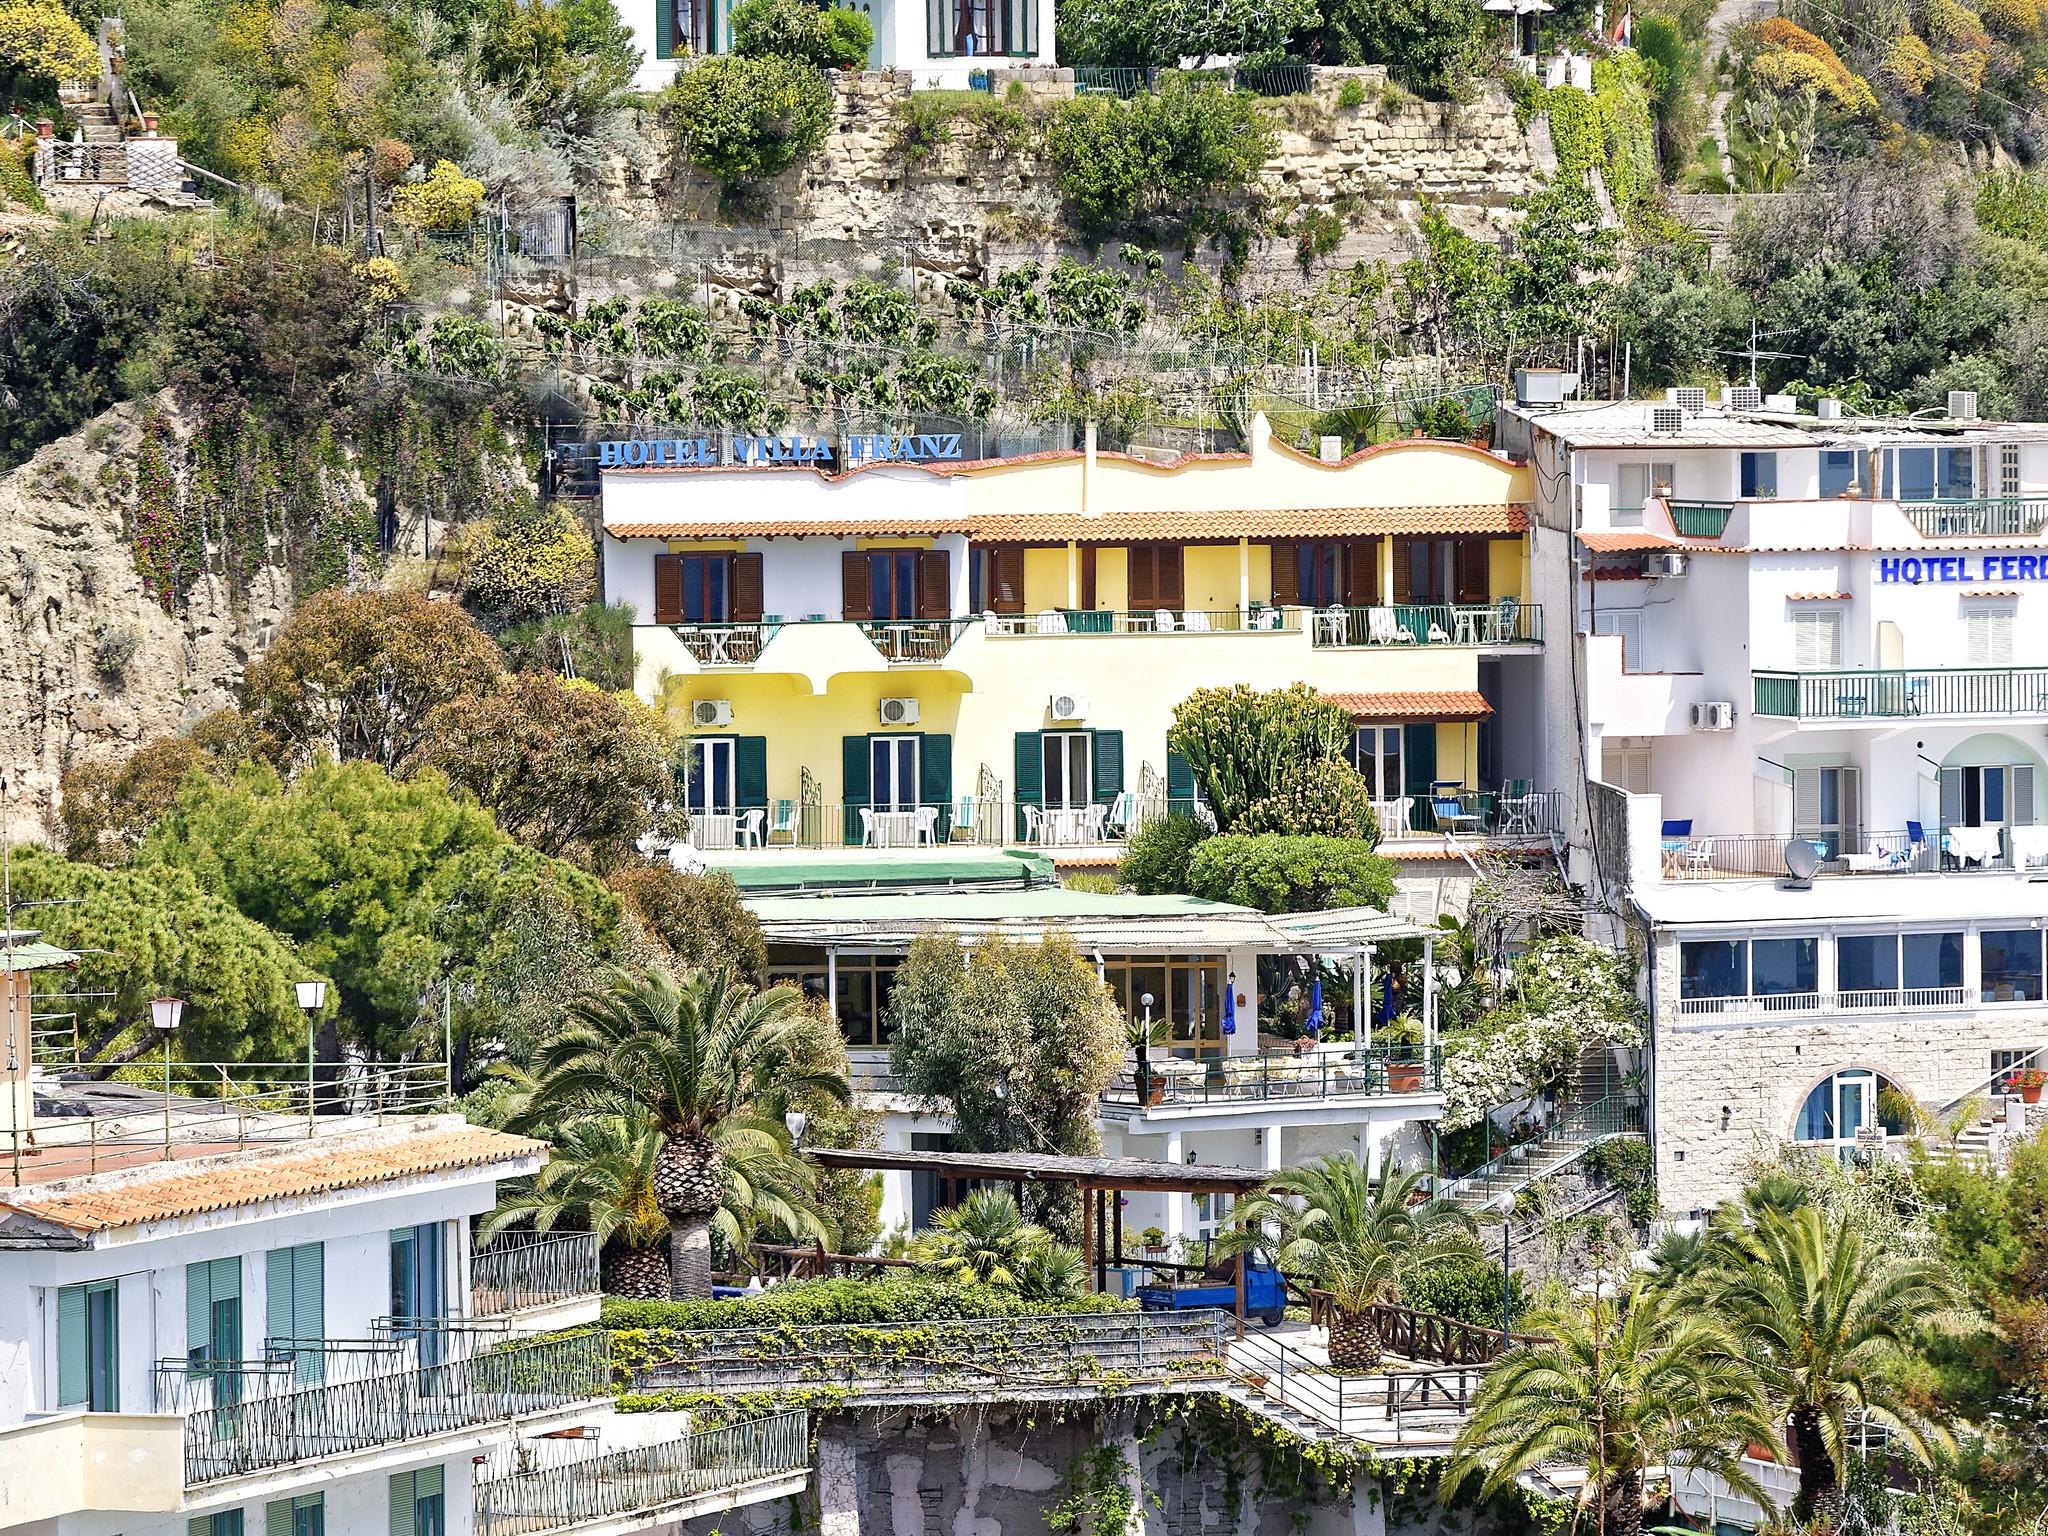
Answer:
[
  {"left": 1382, "top": 788, "right": 1562, "bottom": 840},
  {"left": 625, "top": 1310, "right": 1232, "bottom": 1399},
  {"left": 1432, "top": 1096, "right": 1644, "bottom": 1208},
  {"left": 5, "top": 1059, "right": 450, "bottom": 1187},
  {"left": 1227, "top": 1328, "right": 1481, "bottom": 1444},
  {"left": 1900, "top": 497, "right": 2048, "bottom": 538},
  {"left": 475, "top": 1411, "right": 809, "bottom": 1536},
  {"left": 1344, "top": 1303, "right": 1539, "bottom": 1366},
  {"left": 1754, "top": 666, "right": 2048, "bottom": 721},
  {"left": 1306, "top": 602, "right": 1541, "bottom": 647},
  {"left": 174, "top": 1330, "right": 611, "bottom": 1484},
  {"left": 1101, "top": 1046, "right": 1439, "bottom": 1109},
  {"left": 1658, "top": 826, "right": 2048, "bottom": 879},
  {"left": 1675, "top": 986, "right": 1974, "bottom": 1020},
  {"left": 861, "top": 618, "right": 978, "bottom": 662},
  {"left": 984, "top": 607, "right": 1300, "bottom": 637},
  {"left": 472, "top": 1231, "right": 602, "bottom": 1316}
]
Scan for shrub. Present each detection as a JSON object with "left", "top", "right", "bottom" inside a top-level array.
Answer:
[
  {"left": 461, "top": 503, "right": 596, "bottom": 619},
  {"left": 1234, "top": 758, "right": 1378, "bottom": 840},
  {"left": 389, "top": 160, "right": 485, "bottom": 231},
  {"left": 1045, "top": 83, "right": 1275, "bottom": 241},
  {"left": 598, "top": 1273, "right": 1130, "bottom": 1332},
  {"left": 1398, "top": 1253, "right": 1528, "bottom": 1329},
  {"left": 606, "top": 865, "right": 768, "bottom": 976},
  {"left": 731, "top": 0, "right": 871, "bottom": 65},
  {"left": 1336, "top": 76, "right": 1367, "bottom": 109},
  {"left": 1311, "top": 0, "right": 1488, "bottom": 97},
  {"left": 669, "top": 53, "right": 834, "bottom": 185},
  {"left": 0, "top": 0, "right": 101, "bottom": 87},
  {"left": 1167, "top": 683, "right": 1354, "bottom": 832},
  {"left": 1117, "top": 813, "right": 1210, "bottom": 894},
  {"left": 1184, "top": 833, "right": 1397, "bottom": 913}
]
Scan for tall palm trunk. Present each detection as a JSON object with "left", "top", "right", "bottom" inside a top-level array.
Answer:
[
  {"left": 1328, "top": 1306, "right": 1385, "bottom": 1370},
  {"left": 1602, "top": 1467, "right": 1645, "bottom": 1536},
  {"left": 1789, "top": 1406, "right": 1839, "bottom": 1524},
  {"left": 605, "top": 1244, "right": 671, "bottom": 1300},
  {"left": 652, "top": 1130, "right": 724, "bottom": 1300}
]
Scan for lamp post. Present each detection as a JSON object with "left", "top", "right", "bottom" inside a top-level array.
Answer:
[
  {"left": 151, "top": 997, "right": 183, "bottom": 1159},
  {"left": 783, "top": 1108, "right": 807, "bottom": 1144},
  {"left": 1494, "top": 1193, "right": 1515, "bottom": 1337},
  {"left": 296, "top": 981, "right": 327, "bottom": 1126}
]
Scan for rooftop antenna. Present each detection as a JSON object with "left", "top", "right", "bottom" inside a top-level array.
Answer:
[{"left": 1717, "top": 320, "right": 1802, "bottom": 389}]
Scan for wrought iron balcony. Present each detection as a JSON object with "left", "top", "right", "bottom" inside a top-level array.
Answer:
[
  {"left": 1306, "top": 601, "right": 1541, "bottom": 647},
  {"left": 1100, "top": 1046, "right": 1441, "bottom": 1109},
  {"left": 1753, "top": 666, "right": 2048, "bottom": 721},
  {"left": 471, "top": 1231, "right": 602, "bottom": 1317},
  {"left": 1900, "top": 497, "right": 2048, "bottom": 538}
]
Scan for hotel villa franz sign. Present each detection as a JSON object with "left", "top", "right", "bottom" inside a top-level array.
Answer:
[{"left": 596, "top": 432, "right": 967, "bottom": 469}]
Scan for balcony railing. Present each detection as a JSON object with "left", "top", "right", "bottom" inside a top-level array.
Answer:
[
  {"left": 1379, "top": 788, "right": 1562, "bottom": 841},
  {"left": 985, "top": 607, "right": 1301, "bottom": 637},
  {"left": 475, "top": 1411, "right": 810, "bottom": 1536},
  {"left": 861, "top": 618, "right": 976, "bottom": 662},
  {"left": 1667, "top": 501, "right": 1734, "bottom": 537},
  {"left": 170, "top": 1330, "right": 610, "bottom": 1485},
  {"left": 1660, "top": 826, "right": 2048, "bottom": 879},
  {"left": 1754, "top": 667, "right": 2048, "bottom": 721},
  {"left": 1307, "top": 602, "right": 1541, "bottom": 647},
  {"left": 656, "top": 618, "right": 974, "bottom": 667},
  {"left": 1101, "top": 1046, "right": 1440, "bottom": 1109},
  {"left": 1901, "top": 497, "right": 2048, "bottom": 538},
  {"left": 471, "top": 1231, "right": 602, "bottom": 1316},
  {"left": 1675, "top": 987, "right": 1974, "bottom": 1021}
]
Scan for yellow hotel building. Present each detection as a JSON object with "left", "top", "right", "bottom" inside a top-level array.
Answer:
[{"left": 599, "top": 415, "right": 1549, "bottom": 867}]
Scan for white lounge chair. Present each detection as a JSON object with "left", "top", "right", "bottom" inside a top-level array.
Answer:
[
  {"left": 1183, "top": 609, "right": 1212, "bottom": 633},
  {"left": 1035, "top": 609, "right": 1066, "bottom": 635}
]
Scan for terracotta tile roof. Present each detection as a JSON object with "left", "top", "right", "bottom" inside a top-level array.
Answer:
[
  {"left": 1323, "top": 689, "right": 1494, "bottom": 721},
  {"left": 0, "top": 1121, "right": 544, "bottom": 1233},
  {"left": 608, "top": 506, "right": 1531, "bottom": 542},
  {"left": 1786, "top": 591, "right": 1852, "bottom": 600},
  {"left": 1576, "top": 529, "right": 1680, "bottom": 552}
]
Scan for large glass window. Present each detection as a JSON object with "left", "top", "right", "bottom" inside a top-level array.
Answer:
[
  {"left": 1351, "top": 726, "right": 1403, "bottom": 801},
  {"left": 1836, "top": 935, "right": 1898, "bottom": 995},
  {"left": 1297, "top": 542, "right": 1346, "bottom": 607},
  {"left": 1103, "top": 957, "right": 1225, "bottom": 1057},
  {"left": 1042, "top": 731, "right": 1092, "bottom": 810},
  {"left": 1902, "top": 931, "right": 1965, "bottom": 991},
  {"left": 1795, "top": 1069, "right": 1906, "bottom": 1145},
  {"left": 869, "top": 551, "right": 919, "bottom": 621},
  {"left": 870, "top": 735, "right": 920, "bottom": 813},
  {"left": 1679, "top": 940, "right": 1746, "bottom": 999},
  {"left": 687, "top": 738, "right": 735, "bottom": 818},
  {"left": 1751, "top": 938, "right": 1818, "bottom": 996},
  {"left": 680, "top": 555, "right": 730, "bottom": 623},
  {"left": 1895, "top": 445, "right": 1975, "bottom": 501},
  {"left": 927, "top": 0, "right": 1036, "bottom": 56},
  {"left": 1819, "top": 450, "right": 1863, "bottom": 498},
  {"left": 1982, "top": 930, "right": 2045, "bottom": 1003},
  {"left": 1740, "top": 452, "right": 1778, "bottom": 498}
]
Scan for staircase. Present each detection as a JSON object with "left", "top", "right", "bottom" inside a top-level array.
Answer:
[
  {"left": 74, "top": 101, "right": 123, "bottom": 143},
  {"left": 1438, "top": 1093, "right": 1645, "bottom": 1217}
]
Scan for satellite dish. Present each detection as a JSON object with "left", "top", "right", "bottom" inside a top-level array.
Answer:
[{"left": 1782, "top": 839, "right": 1823, "bottom": 884}]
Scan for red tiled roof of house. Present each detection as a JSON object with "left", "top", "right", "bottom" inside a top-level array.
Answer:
[
  {"left": 1323, "top": 690, "right": 1494, "bottom": 721},
  {"left": 1575, "top": 529, "right": 1680, "bottom": 552},
  {"left": 607, "top": 506, "right": 1531, "bottom": 541},
  {"left": 0, "top": 1122, "right": 544, "bottom": 1232}
]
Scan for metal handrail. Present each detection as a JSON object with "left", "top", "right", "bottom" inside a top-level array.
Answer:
[
  {"left": 1754, "top": 665, "right": 2048, "bottom": 720},
  {"left": 1101, "top": 1046, "right": 1440, "bottom": 1107},
  {"left": 1939, "top": 1042, "right": 2048, "bottom": 1115},
  {"left": 1434, "top": 1095, "right": 1644, "bottom": 1206},
  {"left": 1227, "top": 1326, "right": 1482, "bottom": 1444},
  {"left": 1306, "top": 602, "right": 1543, "bottom": 647},
  {"left": 471, "top": 1231, "right": 602, "bottom": 1315}
]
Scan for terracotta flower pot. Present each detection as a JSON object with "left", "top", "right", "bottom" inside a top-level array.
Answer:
[
  {"left": 1387, "top": 1062, "right": 1425, "bottom": 1093},
  {"left": 2023, "top": 1084, "right": 2042, "bottom": 1105}
]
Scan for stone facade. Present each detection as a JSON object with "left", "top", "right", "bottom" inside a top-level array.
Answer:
[{"left": 1647, "top": 929, "right": 2048, "bottom": 1214}]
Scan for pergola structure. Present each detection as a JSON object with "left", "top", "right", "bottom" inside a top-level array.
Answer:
[{"left": 805, "top": 1146, "right": 1272, "bottom": 1313}]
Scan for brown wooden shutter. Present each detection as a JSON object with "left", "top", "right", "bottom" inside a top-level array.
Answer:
[
  {"left": 993, "top": 545, "right": 1025, "bottom": 613},
  {"left": 1080, "top": 546, "right": 1097, "bottom": 610},
  {"left": 732, "top": 553, "right": 764, "bottom": 622},
  {"left": 1270, "top": 543, "right": 1300, "bottom": 606},
  {"left": 1392, "top": 538, "right": 1414, "bottom": 604},
  {"left": 1343, "top": 541, "right": 1376, "bottom": 606},
  {"left": 918, "top": 549, "right": 952, "bottom": 619},
  {"left": 653, "top": 554, "right": 683, "bottom": 623},
  {"left": 841, "top": 550, "right": 872, "bottom": 620},
  {"left": 1128, "top": 546, "right": 1154, "bottom": 609},
  {"left": 1160, "top": 545, "right": 1185, "bottom": 608},
  {"left": 1454, "top": 539, "right": 1489, "bottom": 604}
]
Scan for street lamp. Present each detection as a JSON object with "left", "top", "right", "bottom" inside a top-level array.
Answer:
[
  {"left": 783, "top": 1108, "right": 807, "bottom": 1143},
  {"left": 151, "top": 997, "right": 183, "bottom": 1159},
  {"left": 296, "top": 981, "right": 326, "bottom": 1123}
]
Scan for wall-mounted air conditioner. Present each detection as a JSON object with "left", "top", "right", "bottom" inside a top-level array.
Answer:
[
  {"left": 879, "top": 697, "right": 921, "bottom": 726},
  {"left": 1049, "top": 691, "right": 1090, "bottom": 721},
  {"left": 1948, "top": 389, "right": 1980, "bottom": 420},
  {"left": 1644, "top": 551, "right": 1690, "bottom": 578},
  {"left": 693, "top": 700, "right": 735, "bottom": 728},
  {"left": 1690, "top": 701, "right": 1734, "bottom": 731}
]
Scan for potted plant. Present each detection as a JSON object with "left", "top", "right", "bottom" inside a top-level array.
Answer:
[
  {"left": 1382, "top": 1014, "right": 1426, "bottom": 1092},
  {"left": 1137, "top": 1226, "right": 1167, "bottom": 1255},
  {"left": 2008, "top": 1067, "right": 2047, "bottom": 1105},
  {"left": 1126, "top": 1013, "right": 1172, "bottom": 1106}
]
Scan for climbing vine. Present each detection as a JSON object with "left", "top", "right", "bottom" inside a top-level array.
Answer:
[{"left": 1044, "top": 1445, "right": 1150, "bottom": 1536}]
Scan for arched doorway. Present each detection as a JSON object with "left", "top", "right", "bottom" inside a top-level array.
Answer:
[
  {"left": 1938, "top": 733, "right": 2042, "bottom": 865},
  {"left": 1793, "top": 1068, "right": 1909, "bottom": 1148}
]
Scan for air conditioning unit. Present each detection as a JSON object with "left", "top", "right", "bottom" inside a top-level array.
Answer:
[
  {"left": 1690, "top": 701, "right": 1735, "bottom": 731},
  {"left": 1726, "top": 385, "right": 1763, "bottom": 410},
  {"left": 1049, "top": 691, "right": 1090, "bottom": 721},
  {"left": 1948, "top": 389, "right": 1979, "bottom": 421},
  {"left": 1815, "top": 397, "right": 1843, "bottom": 421},
  {"left": 1669, "top": 386, "right": 1708, "bottom": 413},
  {"left": 1643, "top": 551, "right": 1690, "bottom": 579},
  {"left": 879, "top": 697, "right": 920, "bottom": 726},
  {"left": 692, "top": 699, "right": 734, "bottom": 728},
  {"left": 1650, "top": 406, "right": 1685, "bottom": 435}
]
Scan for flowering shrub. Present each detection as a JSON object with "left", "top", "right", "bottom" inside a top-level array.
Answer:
[
  {"left": 350, "top": 255, "right": 407, "bottom": 305},
  {"left": 1745, "top": 18, "right": 1878, "bottom": 113},
  {"left": 390, "top": 159, "right": 485, "bottom": 230},
  {"left": 0, "top": 0, "right": 102, "bottom": 86},
  {"left": 1439, "top": 935, "right": 1643, "bottom": 1130},
  {"left": 461, "top": 503, "right": 595, "bottom": 618}
]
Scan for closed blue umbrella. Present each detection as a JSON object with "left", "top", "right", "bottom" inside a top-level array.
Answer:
[
  {"left": 1306, "top": 977, "right": 1324, "bottom": 1036},
  {"left": 1221, "top": 976, "right": 1236, "bottom": 1036}
]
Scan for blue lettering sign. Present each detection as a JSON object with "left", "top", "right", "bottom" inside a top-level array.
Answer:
[
  {"left": 596, "top": 430, "right": 965, "bottom": 471},
  {"left": 1877, "top": 551, "right": 2048, "bottom": 583}
]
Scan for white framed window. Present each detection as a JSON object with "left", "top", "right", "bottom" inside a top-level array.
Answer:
[
  {"left": 1042, "top": 731, "right": 1092, "bottom": 810},
  {"left": 1941, "top": 764, "right": 2035, "bottom": 830},
  {"left": 1964, "top": 602, "right": 2015, "bottom": 666},
  {"left": 1616, "top": 461, "right": 1675, "bottom": 516},
  {"left": 1593, "top": 609, "right": 1647, "bottom": 672},
  {"left": 687, "top": 738, "right": 736, "bottom": 817},
  {"left": 1601, "top": 738, "right": 1653, "bottom": 794},
  {"left": 2001, "top": 441, "right": 2021, "bottom": 497},
  {"left": 870, "top": 735, "right": 920, "bottom": 813},
  {"left": 1793, "top": 765, "right": 1860, "bottom": 857},
  {"left": 1351, "top": 726, "right": 1404, "bottom": 800},
  {"left": 1790, "top": 607, "right": 1843, "bottom": 668}
]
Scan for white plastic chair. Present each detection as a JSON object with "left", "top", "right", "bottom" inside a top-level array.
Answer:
[
  {"left": 736, "top": 808, "right": 766, "bottom": 847},
  {"left": 1035, "top": 609, "right": 1066, "bottom": 635},
  {"left": 915, "top": 806, "right": 939, "bottom": 845},
  {"left": 1318, "top": 607, "right": 1350, "bottom": 645},
  {"left": 1153, "top": 609, "right": 1177, "bottom": 632},
  {"left": 1086, "top": 804, "right": 1110, "bottom": 841},
  {"left": 1183, "top": 609, "right": 1212, "bottom": 633},
  {"left": 1019, "top": 805, "right": 1044, "bottom": 843},
  {"left": 858, "top": 807, "right": 876, "bottom": 847}
]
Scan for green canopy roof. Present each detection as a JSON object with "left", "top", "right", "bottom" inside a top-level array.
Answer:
[{"left": 714, "top": 847, "right": 1057, "bottom": 894}]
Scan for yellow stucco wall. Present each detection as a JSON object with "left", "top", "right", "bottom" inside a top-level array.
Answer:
[
  {"left": 1488, "top": 539, "right": 1528, "bottom": 601},
  {"left": 1183, "top": 545, "right": 1243, "bottom": 612},
  {"left": 1022, "top": 546, "right": 1071, "bottom": 610}
]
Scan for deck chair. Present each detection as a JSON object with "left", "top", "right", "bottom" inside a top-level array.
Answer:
[
  {"left": 767, "top": 799, "right": 797, "bottom": 845},
  {"left": 1153, "top": 609, "right": 1178, "bottom": 632}
]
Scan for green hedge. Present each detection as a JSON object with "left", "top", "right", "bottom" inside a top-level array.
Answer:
[{"left": 600, "top": 1273, "right": 1132, "bottom": 1332}]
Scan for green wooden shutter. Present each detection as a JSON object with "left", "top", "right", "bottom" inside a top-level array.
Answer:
[
  {"left": 1402, "top": 724, "right": 1436, "bottom": 798},
  {"left": 268, "top": 1500, "right": 294, "bottom": 1536},
  {"left": 191, "top": 1518, "right": 213, "bottom": 1536},
  {"left": 267, "top": 1248, "right": 292, "bottom": 1354},
  {"left": 417, "top": 1466, "right": 443, "bottom": 1497},
  {"left": 735, "top": 737, "right": 768, "bottom": 811},
  {"left": 1014, "top": 732, "right": 1043, "bottom": 840},
  {"left": 186, "top": 1261, "right": 212, "bottom": 1366},
  {"left": 842, "top": 735, "right": 870, "bottom": 845},
  {"left": 1165, "top": 748, "right": 1195, "bottom": 810},
  {"left": 267, "top": 1243, "right": 325, "bottom": 1383},
  {"left": 1090, "top": 730, "right": 1123, "bottom": 804},
  {"left": 654, "top": 0, "right": 675, "bottom": 59},
  {"left": 57, "top": 1284, "right": 86, "bottom": 1406},
  {"left": 390, "top": 1473, "right": 417, "bottom": 1536},
  {"left": 918, "top": 733, "right": 952, "bottom": 814}
]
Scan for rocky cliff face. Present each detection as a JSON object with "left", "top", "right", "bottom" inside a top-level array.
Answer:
[{"left": 0, "top": 398, "right": 292, "bottom": 845}]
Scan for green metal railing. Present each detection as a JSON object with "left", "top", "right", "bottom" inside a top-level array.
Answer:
[
  {"left": 1668, "top": 501, "right": 1733, "bottom": 537},
  {"left": 1901, "top": 498, "right": 2048, "bottom": 538},
  {"left": 1102, "top": 1046, "right": 1440, "bottom": 1107},
  {"left": 1434, "top": 1095, "right": 1645, "bottom": 1209},
  {"left": 1754, "top": 666, "right": 2048, "bottom": 720}
]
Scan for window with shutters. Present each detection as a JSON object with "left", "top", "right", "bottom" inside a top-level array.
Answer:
[
  {"left": 2001, "top": 441, "right": 2022, "bottom": 497},
  {"left": 390, "top": 1466, "right": 445, "bottom": 1536},
  {"left": 1965, "top": 603, "right": 2015, "bottom": 665},
  {"left": 190, "top": 1510, "right": 245, "bottom": 1536},
  {"left": 1350, "top": 727, "right": 1403, "bottom": 800},
  {"left": 1793, "top": 766, "right": 1859, "bottom": 857},
  {"left": 1042, "top": 732, "right": 1092, "bottom": 810},
  {"left": 870, "top": 736, "right": 920, "bottom": 813},
  {"left": 1790, "top": 608, "right": 1843, "bottom": 668},
  {"left": 1294, "top": 543, "right": 1346, "bottom": 607},
  {"left": 186, "top": 1257, "right": 242, "bottom": 1408},
  {"left": 1600, "top": 738, "right": 1653, "bottom": 793},
  {"left": 55, "top": 1279, "right": 119, "bottom": 1410},
  {"left": 687, "top": 738, "right": 736, "bottom": 817},
  {"left": 267, "top": 1494, "right": 324, "bottom": 1536},
  {"left": 1943, "top": 763, "right": 2034, "bottom": 829},
  {"left": 1126, "top": 545, "right": 1184, "bottom": 611},
  {"left": 868, "top": 551, "right": 920, "bottom": 620},
  {"left": 265, "top": 1243, "right": 325, "bottom": 1384},
  {"left": 652, "top": 555, "right": 732, "bottom": 624}
]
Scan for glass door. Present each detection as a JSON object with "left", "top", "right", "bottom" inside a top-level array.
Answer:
[
  {"left": 870, "top": 736, "right": 920, "bottom": 813},
  {"left": 390, "top": 1225, "right": 445, "bottom": 1366}
]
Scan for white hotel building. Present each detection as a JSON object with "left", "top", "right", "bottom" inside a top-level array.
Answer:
[{"left": 1504, "top": 386, "right": 2048, "bottom": 1214}]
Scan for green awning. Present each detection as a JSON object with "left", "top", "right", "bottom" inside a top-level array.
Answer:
[
  {"left": 719, "top": 848, "right": 1058, "bottom": 893},
  {"left": 0, "top": 940, "right": 77, "bottom": 972}
]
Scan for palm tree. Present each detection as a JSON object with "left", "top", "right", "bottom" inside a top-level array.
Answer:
[
  {"left": 1708, "top": 1205, "right": 1957, "bottom": 1524},
  {"left": 1010, "top": 1240, "right": 1089, "bottom": 1304},
  {"left": 914, "top": 1190, "right": 1052, "bottom": 1288},
  {"left": 1445, "top": 1281, "right": 1782, "bottom": 1536},
  {"left": 482, "top": 1111, "right": 672, "bottom": 1298},
  {"left": 1231, "top": 1159, "right": 1474, "bottom": 1368},
  {"left": 520, "top": 964, "right": 849, "bottom": 1298}
]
